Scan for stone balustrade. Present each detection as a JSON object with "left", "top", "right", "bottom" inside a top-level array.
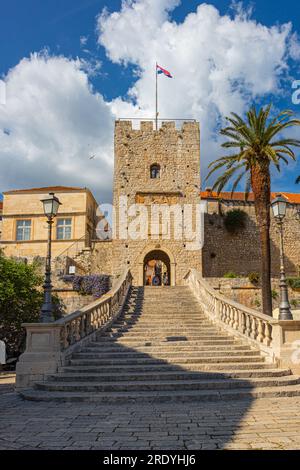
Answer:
[
  {"left": 185, "top": 269, "right": 300, "bottom": 372},
  {"left": 16, "top": 269, "right": 132, "bottom": 390}
]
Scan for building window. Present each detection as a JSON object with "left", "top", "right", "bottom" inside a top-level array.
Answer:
[
  {"left": 56, "top": 218, "right": 72, "bottom": 240},
  {"left": 150, "top": 164, "right": 160, "bottom": 179},
  {"left": 16, "top": 220, "right": 31, "bottom": 241}
]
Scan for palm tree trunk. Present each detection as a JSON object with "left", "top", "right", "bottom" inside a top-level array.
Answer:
[{"left": 251, "top": 162, "right": 273, "bottom": 316}]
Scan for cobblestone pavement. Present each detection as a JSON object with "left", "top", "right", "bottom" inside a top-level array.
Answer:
[
  {"left": 1, "top": 383, "right": 300, "bottom": 450},
  {"left": 0, "top": 373, "right": 16, "bottom": 395}
]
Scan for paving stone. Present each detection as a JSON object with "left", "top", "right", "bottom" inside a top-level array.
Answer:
[{"left": 2, "top": 391, "right": 300, "bottom": 450}]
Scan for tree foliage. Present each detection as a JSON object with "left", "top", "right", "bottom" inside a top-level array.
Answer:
[
  {"left": 223, "top": 209, "right": 247, "bottom": 234},
  {"left": 207, "top": 105, "right": 300, "bottom": 195},
  {"left": 0, "top": 253, "right": 63, "bottom": 359},
  {"left": 207, "top": 104, "right": 300, "bottom": 316}
]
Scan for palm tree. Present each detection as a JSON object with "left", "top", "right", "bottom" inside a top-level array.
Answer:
[{"left": 207, "top": 105, "right": 300, "bottom": 316}]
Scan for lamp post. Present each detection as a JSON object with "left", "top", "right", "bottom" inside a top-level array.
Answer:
[
  {"left": 271, "top": 194, "right": 293, "bottom": 320},
  {"left": 40, "top": 193, "right": 61, "bottom": 323}
]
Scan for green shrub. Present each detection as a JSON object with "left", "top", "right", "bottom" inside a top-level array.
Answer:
[
  {"left": 223, "top": 271, "right": 237, "bottom": 279},
  {"left": 223, "top": 209, "right": 247, "bottom": 234},
  {"left": 290, "top": 299, "right": 299, "bottom": 308},
  {"left": 287, "top": 278, "right": 300, "bottom": 289},
  {"left": 248, "top": 272, "right": 260, "bottom": 284},
  {"left": 271, "top": 289, "right": 279, "bottom": 300},
  {"left": 0, "top": 253, "right": 64, "bottom": 359}
]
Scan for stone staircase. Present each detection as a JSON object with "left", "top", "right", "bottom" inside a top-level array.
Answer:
[{"left": 21, "top": 286, "right": 300, "bottom": 402}]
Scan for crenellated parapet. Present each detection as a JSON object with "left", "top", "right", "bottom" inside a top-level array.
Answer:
[{"left": 115, "top": 119, "right": 199, "bottom": 133}]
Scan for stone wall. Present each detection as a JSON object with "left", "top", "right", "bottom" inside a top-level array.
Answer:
[
  {"left": 90, "top": 240, "right": 113, "bottom": 275},
  {"left": 207, "top": 277, "right": 300, "bottom": 312},
  {"left": 111, "top": 120, "right": 202, "bottom": 285},
  {"left": 202, "top": 199, "right": 300, "bottom": 277},
  {"left": 53, "top": 289, "right": 95, "bottom": 315}
]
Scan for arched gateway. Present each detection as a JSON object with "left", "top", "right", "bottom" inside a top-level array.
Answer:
[
  {"left": 137, "top": 245, "right": 176, "bottom": 286},
  {"left": 143, "top": 250, "right": 171, "bottom": 286}
]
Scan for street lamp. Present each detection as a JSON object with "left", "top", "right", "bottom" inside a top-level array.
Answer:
[
  {"left": 271, "top": 194, "right": 293, "bottom": 320},
  {"left": 40, "top": 192, "right": 61, "bottom": 322}
]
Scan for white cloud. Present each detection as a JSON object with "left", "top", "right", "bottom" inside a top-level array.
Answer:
[
  {"left": 1, "top": 1, "right": 299, "bottom": 202},
  {"left": 98, "top": 0, "right": 299, "bottom": 185},
  {"left": 0, "top": 52, "right": 114, "bottom": 202},
  {"left": 80, "top": 35, "right": 89, "bottom": 46}
]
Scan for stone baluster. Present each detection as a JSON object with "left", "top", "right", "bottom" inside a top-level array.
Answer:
[
  {"left": 245, "top": 315, "right": 251, "bottom": 337},
  {"left": 233, "top": 308, "right": 239, "bottom": 330},
  {"left": 257, "top": 319, "right": 264, "bottom": 343},
  {"left": 250, "top": 317, "right": 257, "bottom": 340},
  {"left": 240, "top": 312, "right": 246, "bottom": 334},
  {"left": 264, "top": 322, "right": 272, "bottom": 347}
]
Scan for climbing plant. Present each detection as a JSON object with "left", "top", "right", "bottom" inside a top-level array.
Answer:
[{"left": 223, "top": 209, "right": 247, "bottom": 234}]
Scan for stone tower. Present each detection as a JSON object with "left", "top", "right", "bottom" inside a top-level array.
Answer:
[{"left": 111, "top": 120, "right": 202, "bottom": 285}]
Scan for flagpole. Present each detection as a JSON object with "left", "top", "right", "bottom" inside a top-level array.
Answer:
[{"left": 155, "top": 62, "right": 158, "bottom": 130}]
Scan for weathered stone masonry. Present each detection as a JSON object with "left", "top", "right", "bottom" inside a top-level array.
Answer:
[
  {"left": 93, "top": 120, "right": 202, "bottom": 285},
  {"left": 202, "top": 197, "right": 300, "bottom": 277}
]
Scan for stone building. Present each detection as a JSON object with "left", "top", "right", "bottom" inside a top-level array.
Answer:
[
  {"left": 201, "top": 190, "right": 300, "bottom": 277},
  {"left": 1, "top": 120, "right": 299, "bottom": 287},
  {"left": 108, "top": 119, "right": 203, "bottom": 285},
  {"left": 0, "top": 200, "right": 3, "bottom": 239},
  {"left": 0, "top": 186, "right": 103, "bottom": 261}
]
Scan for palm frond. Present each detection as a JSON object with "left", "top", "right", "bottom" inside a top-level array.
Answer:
[
  {"left": 230, "top": 168, "right": 248, "bottom": 196},
  {"left": 244, "top": 174, "right": 251, "bottom": 200},
  {"left": 208, "top": 104, "right": 300, "bottom": 201},
  {"left": 211, "top": 163, "right": 245, "bottom": 194}
]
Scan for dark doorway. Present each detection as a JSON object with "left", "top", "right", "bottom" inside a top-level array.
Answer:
[{"left": 144, "top": 249, "right": 171, "bottom": 286}]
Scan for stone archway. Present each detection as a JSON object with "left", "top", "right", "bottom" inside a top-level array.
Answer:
[
  {"left": 143, "top": 250, "right": 171, "bottom": 286},
  {"left": 138, "top": 245, "right": 176, "bottom": 286}
]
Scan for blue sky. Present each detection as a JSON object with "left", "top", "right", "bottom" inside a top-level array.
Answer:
[{"left": 0, "top": 0, "right": 300, "bottom": 202}]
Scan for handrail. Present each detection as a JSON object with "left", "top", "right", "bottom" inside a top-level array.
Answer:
[
  {"left": 184, "top": 269, "right": 278, "bottom": 356},
  {"left": 55, "top": 235, "right": 86, "bottom": 260},
  {"left": 55, "top": 269, "right": 132, "bottom": 351}
]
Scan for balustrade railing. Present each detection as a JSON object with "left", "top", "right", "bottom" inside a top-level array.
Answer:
[
  {"left": 184, "top": 269, "right": 277, "bottom": 357},
  {"left": 56, "top": 269, "right": 132, "bottom": 351}
]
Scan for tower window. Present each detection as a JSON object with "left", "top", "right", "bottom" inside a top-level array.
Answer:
[{"left": 150, "top": 164, "right": 160, "bottom": 179}]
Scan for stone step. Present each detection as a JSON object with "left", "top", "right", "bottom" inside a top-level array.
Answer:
[
  {"left": 104, "top": 329, "right": 223, "bottom": 338},
  {"left": 119, "top": 314, "right": 207, "bottom": 319},
  {"left": 89, "top": 339, "right": 238, "bottom": 347},
  {"left": 95, "top": 334, "right": 233, "bottom": 343},
  {"left": 49, "top": 368, "right": 292, "bottom": 382},
  {"left": 113, "top": 320, "right": 209, "bottom": 325},
  {"left": 69, "top": 355, "right": 264, "bottom": 366},
  {"left": 22, "top": 283, "right": 300, "bottom": 404},
  {"left": 73, "top": 349, "right": 259, "bottom": 359},
  {"left": 109, "top": 325, "right": 213, "bottom": 332},
  {"left": 35, "top": 375, "right": 300, "bottom": 393},
  {"left": 80, "top": 345, "right": 252, "bottom": 354},
  {"left": 61, "top": 362, "right": 276, "bottom": 373},
  {"left": 20, "top": 384, "right": 300, "bottom": 403},
  {"left": 125, "top": 308, "right": 204, "bottom": 312}
]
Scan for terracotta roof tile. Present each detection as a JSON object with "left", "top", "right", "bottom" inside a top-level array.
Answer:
[
  {"left": 201, "top": 191, "right": 300, "bottom": 204},
  {"left": 3, "top": 186, "right": 86, "bottom": 194}
]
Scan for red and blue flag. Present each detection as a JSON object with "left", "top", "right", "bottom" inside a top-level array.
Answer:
[{"left": 156, "top": 64, "right": 173, "bottom": 78}]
